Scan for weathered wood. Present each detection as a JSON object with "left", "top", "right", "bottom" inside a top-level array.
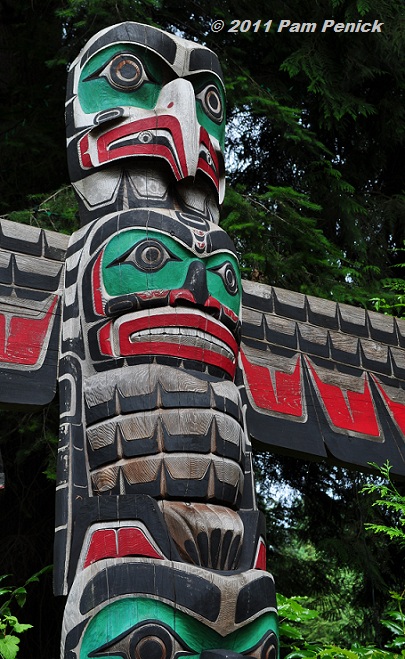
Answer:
[
  {"left": 0, "top": 221, "right": 68, "bottom": 408},
  {"left": 57, "top": 22, "right": 278, "bottom": 659},
  {"left": 241, "top": 280, "right": 405, "bottom": 475}
]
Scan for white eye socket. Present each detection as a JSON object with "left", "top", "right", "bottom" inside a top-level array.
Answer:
[
  {"left": 100, "top": 53, "right": 149, "bottom": 91},
  {"left": 196, "top": 84, "right": 224, "bottom": 124},
  {"left": 209, "top": 261, "right": 239, "bottom": 296}
]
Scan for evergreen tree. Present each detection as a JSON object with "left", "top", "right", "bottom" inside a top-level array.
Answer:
[{"left": 0, "top": 1, "right": 404, "bottom": 655}]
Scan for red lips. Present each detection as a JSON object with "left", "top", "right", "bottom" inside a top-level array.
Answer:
[{"left": 98, "top": 308, "right": 238, "bottom": 377}]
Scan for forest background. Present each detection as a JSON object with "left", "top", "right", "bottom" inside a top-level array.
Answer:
[{"left": 0, "top": 0, "right": 404, "bottom": 656}]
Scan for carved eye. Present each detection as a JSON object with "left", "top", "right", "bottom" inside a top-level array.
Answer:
[
  {"left": 196, "top": 84, "right": 223, "bottom": 123},
  {"left": 209, "top": 261, "right": 239, "bottom": 296},
  {"left": 106, "top": 239, "right": 180, "bottom": 272},
  {"left": 244, "top": 631, "right": 278, "bottom": 659},
  {"left": 89, "top": 622, "right": 192, "bottom": 659},
  {"left": 98, "top": 53, "right": 149, "bottom": 91}
]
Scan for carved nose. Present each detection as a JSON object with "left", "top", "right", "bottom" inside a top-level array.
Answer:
[
  {"left": 169, "top": 260, "right": 209, "bottom": 307},
  {"left": 183, "top": 260, "right": 209, "bottom": 305}
]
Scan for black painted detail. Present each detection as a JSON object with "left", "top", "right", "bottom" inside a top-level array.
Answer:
[
  {"left": 235, "top": 574, "right": 276, "bottom": 624},
  {"left": 79, "top": 561, "right": 221, "bottom": 620}
]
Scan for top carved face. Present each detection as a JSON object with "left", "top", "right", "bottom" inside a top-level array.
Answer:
[{"left": 66, "top": 22, "right": 226, "bottom": 206}]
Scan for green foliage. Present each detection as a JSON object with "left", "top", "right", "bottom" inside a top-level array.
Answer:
[
  {"left": 0, "top": 569, "right": 50, "bottom": 659},
  {"left": 279, "top": 591, "right": 405, "bottom": 657},
  {"left": 5, "top": 186, "right": 79, "bottom": 235},
  {"left": 276, "top": 463, "right": 405, "bottom": 657},
  {"left": 361, "top": 462, "right": 405, "bottom": 547},
  {"left": 370, "top": 239, "right": 405, "bottom": 317}
]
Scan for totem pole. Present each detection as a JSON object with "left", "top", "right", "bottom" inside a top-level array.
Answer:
[
  {"left": 0, "top": 19, "right": 405, "bottom": 659},
  {"left": 56, "top": 22, "right": 278, "bottom": 659}
]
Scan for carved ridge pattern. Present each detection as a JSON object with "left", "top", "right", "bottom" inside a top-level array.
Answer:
[{"left": 241, "top": 281, "right": 405, "bottom": 474}]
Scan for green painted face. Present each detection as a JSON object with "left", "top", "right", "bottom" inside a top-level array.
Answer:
[
  {"left": 102, "top": 229, "right": 241, "bottom": 318},
  {"left": 187, "top": 72, "right": 226, "bottom": 149},
  {"left": 79, "top": 45, "right": 166, "bottom": 113},
  {"left": 78, "top": 46, "right": 226, "bottom": 149},
  {"left": 80, "top": 597, "right": 278, "bottom": 658}
]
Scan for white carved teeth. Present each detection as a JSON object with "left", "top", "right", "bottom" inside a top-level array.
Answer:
[{"left": 129, "top": 327, "right": 233, "bottom": 357}]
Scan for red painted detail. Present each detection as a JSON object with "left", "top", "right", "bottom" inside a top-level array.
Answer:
[
  {"left": 117, "top": 311, "right": 238, "bottom": 377},
  {"left": 84, "top": 529, "right": 117, "bottom": 567},
  {"left": 98, "top": 322, "right": 113, "bottom": 356},
  {"left": 372, "top": 376, "right": 405, "bottom": 434},
  {"left": 79, "top": 134, "right": 92, "bottom": 169},
  {"left": 120, "top": 340, "right": 236, "bottom": 377},
  {"left": 118, "top": 312, "right": 238, "bottom": 355},
  {"left": 205, "top": 296, "right": 239, "bottom": 326},
  {"left": 254, "top": 538, "right": 267, "bottom": 571},
  {"left": 307, "top": 359, "right": 380, "bottom": 436},
  {"left": 117, "top": 528, "right": 163, "bottom": 559},
  {"left": 168, "top": 291, "right": 239, "bottom": 327},
  {"left": 79, "top": 117, "right": 188, "bottom": 180},
  {"left": 168, "top": 289, "right": 196, "bottom": 306},
  {"left": 203, "top": 295, "right": 222, "bottom": 315},
  {"left": 92, "top": 252, "right": 105, "bottom": 316},
  {"left": 83, "top": 527, "right": 164, "bottom": 568},
  {"left": 0, "top": 296, "right": 58, "bottom": 366},
  {"left": 197, "top": 127, "right": 220, "bottom": 194},
  {"left": 241, "top": 350, "right": 303, "bottom": 417},
  {"left": 137, "top": 290, "right": 170, "bottom": 301}
]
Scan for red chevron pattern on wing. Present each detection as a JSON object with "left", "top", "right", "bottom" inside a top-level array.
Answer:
[
  {"left": 240, "top": 349, "right": 303, "bottom": 417},
  {"left": 240, "top": 280, "right": 405, "bottom": 475},
  {"left": 0, "top": 296, "right": 58, "bottom": 366},
  {"left": 372, "top": 375, "right": 405, "bottom": 435},
  {"left": 306, "top": 358, "right": 380, "bottom": 438}
]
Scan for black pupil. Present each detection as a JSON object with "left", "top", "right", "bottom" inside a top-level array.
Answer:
[
  {"left": 226, "top": 268, "right": 235, "bottom": 286},
  {"left": 117, "top": 59, "right": 140, "bottom": 82},
  {"left": 133, "top": 637, "right": 166, "bottom": 659},
  {"left": 207, "top": 90, "right": 220, "bottom": 112},
  {"left": 143, "top": 246, "right": 161, "bottom": 263}
]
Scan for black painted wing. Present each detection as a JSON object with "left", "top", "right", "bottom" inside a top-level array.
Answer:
[
  {"left": 240, "top": 280, "right": 405, "bottom": 477},
  {"left": 0, "top": 219, "right": 68, "bottom": 488},
  {"left": 0, "top": 219, "right": 69, "bottom": 406}
]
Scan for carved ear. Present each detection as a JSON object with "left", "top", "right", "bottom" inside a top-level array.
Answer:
[
  {"left": 240, "top": 280, "right": 405, "bottom": 477},
  {"left": 0, "top": 219, "right": 68, "bottom": 408}
]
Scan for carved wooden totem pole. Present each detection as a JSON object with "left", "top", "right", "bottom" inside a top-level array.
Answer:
[
  {"left": 1, "top": 19, "right": 405, "bottom": 659},
  {"left": 56, "top": 22, "right": 278, "bottom": 659}
]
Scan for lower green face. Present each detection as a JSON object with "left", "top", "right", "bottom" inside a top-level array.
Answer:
[
  {"left": 102, "top": 229, "right": 242, "bottom": 320},
  {"left": 80, "top": 598, "right": 278, "bottom": 658}
]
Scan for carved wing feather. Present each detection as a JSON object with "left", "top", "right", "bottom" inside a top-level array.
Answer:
[
  {"left": 0, "top": 218, "right": 69, "bottom": 407},
  {"left": 240, "top": 280, "right": 405, "bottom": 477}
]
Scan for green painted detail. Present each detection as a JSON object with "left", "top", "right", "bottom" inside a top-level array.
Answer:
[
  {"left": 102, "top": 229, "right": 241, "bottom": 317},
  {"left": 79, "top": 596, "right": 278, "bottom": 658},
  {"left": 78, "top": 46, "right": 225, "bottom": 150},
  {"left": 190, "top": 73, "right": 226, "bottom": 150},
  {"left": 79, "top": 45, "right": 165, "bottom": 113}
]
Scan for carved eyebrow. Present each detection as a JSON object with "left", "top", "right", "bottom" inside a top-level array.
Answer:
[
  {"left": 189, "top": 48, "right": 224, "bottom": 82},
  {"left": 80, "top": 24, "right": 177, "bottom": 68}
]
